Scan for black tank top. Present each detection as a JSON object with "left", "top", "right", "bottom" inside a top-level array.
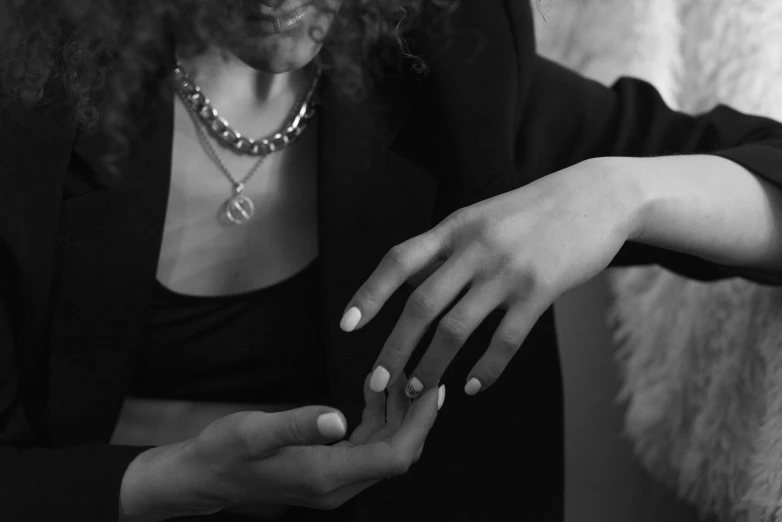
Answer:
[{"left": 129, "top": 257, "right": 330, "bottom": 404}]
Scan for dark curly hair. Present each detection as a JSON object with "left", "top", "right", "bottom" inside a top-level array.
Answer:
[{"left": 0, "top": 0, "right": 459, "bottom": 179}]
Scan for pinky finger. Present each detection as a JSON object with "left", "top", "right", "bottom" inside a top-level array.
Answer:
[{"left": 464, "top": 303, "right": 542, "bottom": 395}]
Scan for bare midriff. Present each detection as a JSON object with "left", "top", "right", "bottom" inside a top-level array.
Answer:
[{"left": 110, "top": 398, "right": 305, "bottom": 446}]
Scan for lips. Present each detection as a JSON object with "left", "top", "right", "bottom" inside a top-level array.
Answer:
[
  {"left": 243, "top": 5, "right": 309, "bottom": 35},
  {"left": 246, "top": 1, "right": 309, "bottom": 19}
]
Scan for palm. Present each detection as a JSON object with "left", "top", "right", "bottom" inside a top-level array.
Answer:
[
  {"left": 222, "top": 370, "right": 434, "bottom": 515},
  {"left": 337, "top": 371, "right": 411, "bottom": 448}
]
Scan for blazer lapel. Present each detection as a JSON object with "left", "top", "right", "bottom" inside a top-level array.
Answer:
[
  {"left": 45, "top": 38, "right": 439, "bottom": 441},
  {"left": 45, "top": 59, "right": 176, "bottom": 444},
  {"left": 315, "top": 74, "right": 439, "bottom": 427}
]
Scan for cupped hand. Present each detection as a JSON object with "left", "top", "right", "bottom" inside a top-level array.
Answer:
[
  {"left": 340, "top": 159, "right": 634, "bottom": 397},
  {"left": 185, "top": 371, "right": 444, "bottom": 514}
]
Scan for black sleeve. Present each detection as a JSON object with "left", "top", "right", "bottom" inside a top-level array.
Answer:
[
  {"left": 515, "top": 55, "right": 782, "bottom": 285},
  {"left": 0, "top": 91, "right": 152, "bottom": 520},
  {"left": 0, "top": 280, "right": 150, "bottom": 520}
]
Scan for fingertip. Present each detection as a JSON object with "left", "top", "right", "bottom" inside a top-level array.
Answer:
[
  {"left": 437, "top": 384, "right": 446, "bottom": 411},
  {"left": 404, "top": 376, "right": 424, "bottom": 399},
  {"left": 464, "top": 378, "right": 482, "bottom": 396},
  {"left": 363, "top": 371, "right": 385, "bottom": 408},
  {"left": 363, "top": 371, "right": 374, "bottom": 389},
  {"left": 410, "top": 383, "right": 441, "bottom": 414},
  {"left": 317, "top": 411, "right": 347, "bottom": 439},
  {"left": 340, "top": 306, "right": 362, "bottom": 332},
  {"left": 369, "top": 365, "right": 390, "bottom": 392}
]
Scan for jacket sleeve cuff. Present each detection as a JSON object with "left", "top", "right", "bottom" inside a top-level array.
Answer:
[{"left": 0, "top": 443, "right": 153, "bottom": 521}]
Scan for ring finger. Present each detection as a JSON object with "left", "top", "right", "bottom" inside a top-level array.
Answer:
[
  {"left": 369, "top": 253, "right": 475, "bottom": 393},
  {"left": 404, "top": 279, "right": 505, "bottom": 398},
  {"left": 464, "top": 301, "right": 546, "bottom": 395}
]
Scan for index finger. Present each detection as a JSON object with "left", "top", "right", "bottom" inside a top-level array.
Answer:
[
  {"left": 327, "top": 385, "right": 443, "bottom": 486},
  {"left": 338, "top": 225, "right": 450, "bottom": 334}
]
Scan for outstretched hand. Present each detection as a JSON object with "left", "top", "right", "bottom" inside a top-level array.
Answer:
[{"left": 340, "top": 159, "right": 632, "bottom": 398}]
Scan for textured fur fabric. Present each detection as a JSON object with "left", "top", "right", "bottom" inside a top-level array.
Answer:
[{"left": 534, "top": 1, "right": 782, "bottom": 520}]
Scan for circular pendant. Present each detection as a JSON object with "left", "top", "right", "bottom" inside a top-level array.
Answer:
[{"left": 224, "top": 194, "right": 255, "bottom": 225}]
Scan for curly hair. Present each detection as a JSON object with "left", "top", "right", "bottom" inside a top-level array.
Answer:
[{"left": 0, "top": 0, "right": 459, "bottom": 179}]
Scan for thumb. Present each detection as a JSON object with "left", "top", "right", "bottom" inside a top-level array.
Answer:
[{"left": 245, "top": 406, "right": 348, "bottom": 455}]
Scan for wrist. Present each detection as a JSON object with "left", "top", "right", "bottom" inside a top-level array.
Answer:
[
  {"left": 119, "top": 440, "right": 222, "bottom": 521},
  {"left": 586, "top": 156, "right": 656, "bottom": 243}
]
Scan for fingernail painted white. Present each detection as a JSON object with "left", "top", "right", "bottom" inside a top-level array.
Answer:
[
  {"left": 317, "top": 412, "right": 346, "bottom": 438},
  {"left": 464, "top": 378, "right": 482, "bottom": 396},
  {"left": 406, "top": 377, "right": 424, "bottom": 398},
  {"left": 339, "top": 307, "right": 361, "bottom": 332},
  {"left": 369, "top": 366, "right": 390, "bottom": 392}
]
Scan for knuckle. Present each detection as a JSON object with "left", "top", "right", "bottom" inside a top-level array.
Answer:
[
  {"left": 382, "top": 340, "right": 407, "bottom": 365},
  {"left": 388, "top": 453, "right": 412, "bottom": 476},
  {"left": 280, "top": 415, "right": 304, "bottom": 445},
  {"left": 475, "top": 216, "right": 506, "bottom": 246},
  {"left": 484, "top": 358, "right": 506, "bottom": 382},
  {"left": 494, "top": 253, "right": 523, "bottom": 279},
  {"left": 307, "top": 467, "right": 334, "bottom": 496},
  {"left": 387, "top": 244, "right": 412, "bottom": 270},
  {"left": 359, "top": 284, "right": 382, "bottom": 308},
  {"left": 407, "top": 290, "right": 438, "bottom": 320},
  {"left": 499, "top": 263, "right": 551, "bottom": 303},
  {"left": 231, "top": 418, "right": 255, "bottom": 455},
  {"left": 437, "top": 316, "right": 470, "bottom": 346},
  {"left": 494, "top": 331, "right": 522, "bottom": 356},
  {"left": 447, "top": 207, "right": 476, "bottom": 228}
]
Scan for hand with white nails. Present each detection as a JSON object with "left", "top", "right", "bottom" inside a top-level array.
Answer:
[
  {"left": 120, "top": 372, "right": 443, "bottom": 519},
  {"left": 340, "top": 162, "right": 635, "bottom": 399}
]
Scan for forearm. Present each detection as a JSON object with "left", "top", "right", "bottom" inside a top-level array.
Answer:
[
  {"left": 614, "top": 154, "right": 782, "bottom": 272},
  {"left": 119, "top": 440, "right": 221, "bottom": 521}
]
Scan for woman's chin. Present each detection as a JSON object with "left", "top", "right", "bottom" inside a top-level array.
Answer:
[{"left": 229, "top": 41, "right": 322, "bottom": 74}]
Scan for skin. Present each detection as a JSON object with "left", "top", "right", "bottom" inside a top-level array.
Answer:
[
  {"left": 121, "top": 373, "right": 442, "bottom": 520},
  {"left": 200, "top": 1, "right": 778, "bottom": 407},
  {"left": 214, "top": 0, "right": 343, "bottom": 73},
  {"left": 181, "top": 0, "right": 782, "bottom": 432},
  {"left": 343, "top": 155, "right": 782, "bottom": 399},
  {"left": 121, "top": 3, "right": 446, "bottom": 520},
  {"left": 96, "top": 0, "right": 782, "bottom": 518}
]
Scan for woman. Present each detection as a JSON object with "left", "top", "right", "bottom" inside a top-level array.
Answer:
[{"left": 0, "top": 0, "right": 780, "bottom": 521}]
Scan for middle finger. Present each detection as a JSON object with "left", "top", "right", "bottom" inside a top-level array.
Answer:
[
  {"left": 405, "top": 278, "right": 505, "bottom": 398},
  {"left": 385, "top": 370, "right": 409, "bottom": 431},
  {"left": 368, "top": 255, "right": 474, "bottom": 393}
]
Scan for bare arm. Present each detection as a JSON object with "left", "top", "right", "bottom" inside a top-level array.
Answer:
[{"left": 615, "top": 155, "right": 782, "bottom": 275}]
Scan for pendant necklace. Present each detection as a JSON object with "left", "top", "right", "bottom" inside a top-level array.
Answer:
[{"left": 173, "top": 61, "right": 321, "bottom": 225}]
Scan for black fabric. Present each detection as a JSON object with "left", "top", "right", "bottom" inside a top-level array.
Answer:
[
  {"left": 0, "top": 1, "right": 782, "bottom": 521},
  {"left": 172, "top": 504, "right": 354, "bottom": 522},
  {"left": 130, "top": 258, "right": 329, "bottom": 404}
]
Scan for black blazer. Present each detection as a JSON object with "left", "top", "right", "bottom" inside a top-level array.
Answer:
[{"left": 2, "top": 1, "right": 782, "bottom": 521}]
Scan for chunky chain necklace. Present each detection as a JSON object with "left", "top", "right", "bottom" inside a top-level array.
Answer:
[{"left": 173, "top": 61, "right": 321, "bottom": 225}]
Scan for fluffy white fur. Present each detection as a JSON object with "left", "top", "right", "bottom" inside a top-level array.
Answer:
[{"left": 534, "top": 1, "right": 782, "bottom": 520}]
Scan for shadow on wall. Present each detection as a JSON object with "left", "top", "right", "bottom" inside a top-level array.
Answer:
[{"left": 554, "top": 275, "right": 700, "bottom": 522}]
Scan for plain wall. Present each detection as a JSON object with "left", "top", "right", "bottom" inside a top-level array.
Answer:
[{"left": 555, "top": 274, "right": 699, "bottom": 522}]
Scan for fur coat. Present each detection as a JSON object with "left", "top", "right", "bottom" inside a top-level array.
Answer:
[{"left": 534, "top": 1, "right": 782, "bottom": 520}]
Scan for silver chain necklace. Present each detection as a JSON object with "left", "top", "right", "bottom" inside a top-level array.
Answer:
[{"left": 174, "top": 62, "right": 321, "bottom": 225}]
